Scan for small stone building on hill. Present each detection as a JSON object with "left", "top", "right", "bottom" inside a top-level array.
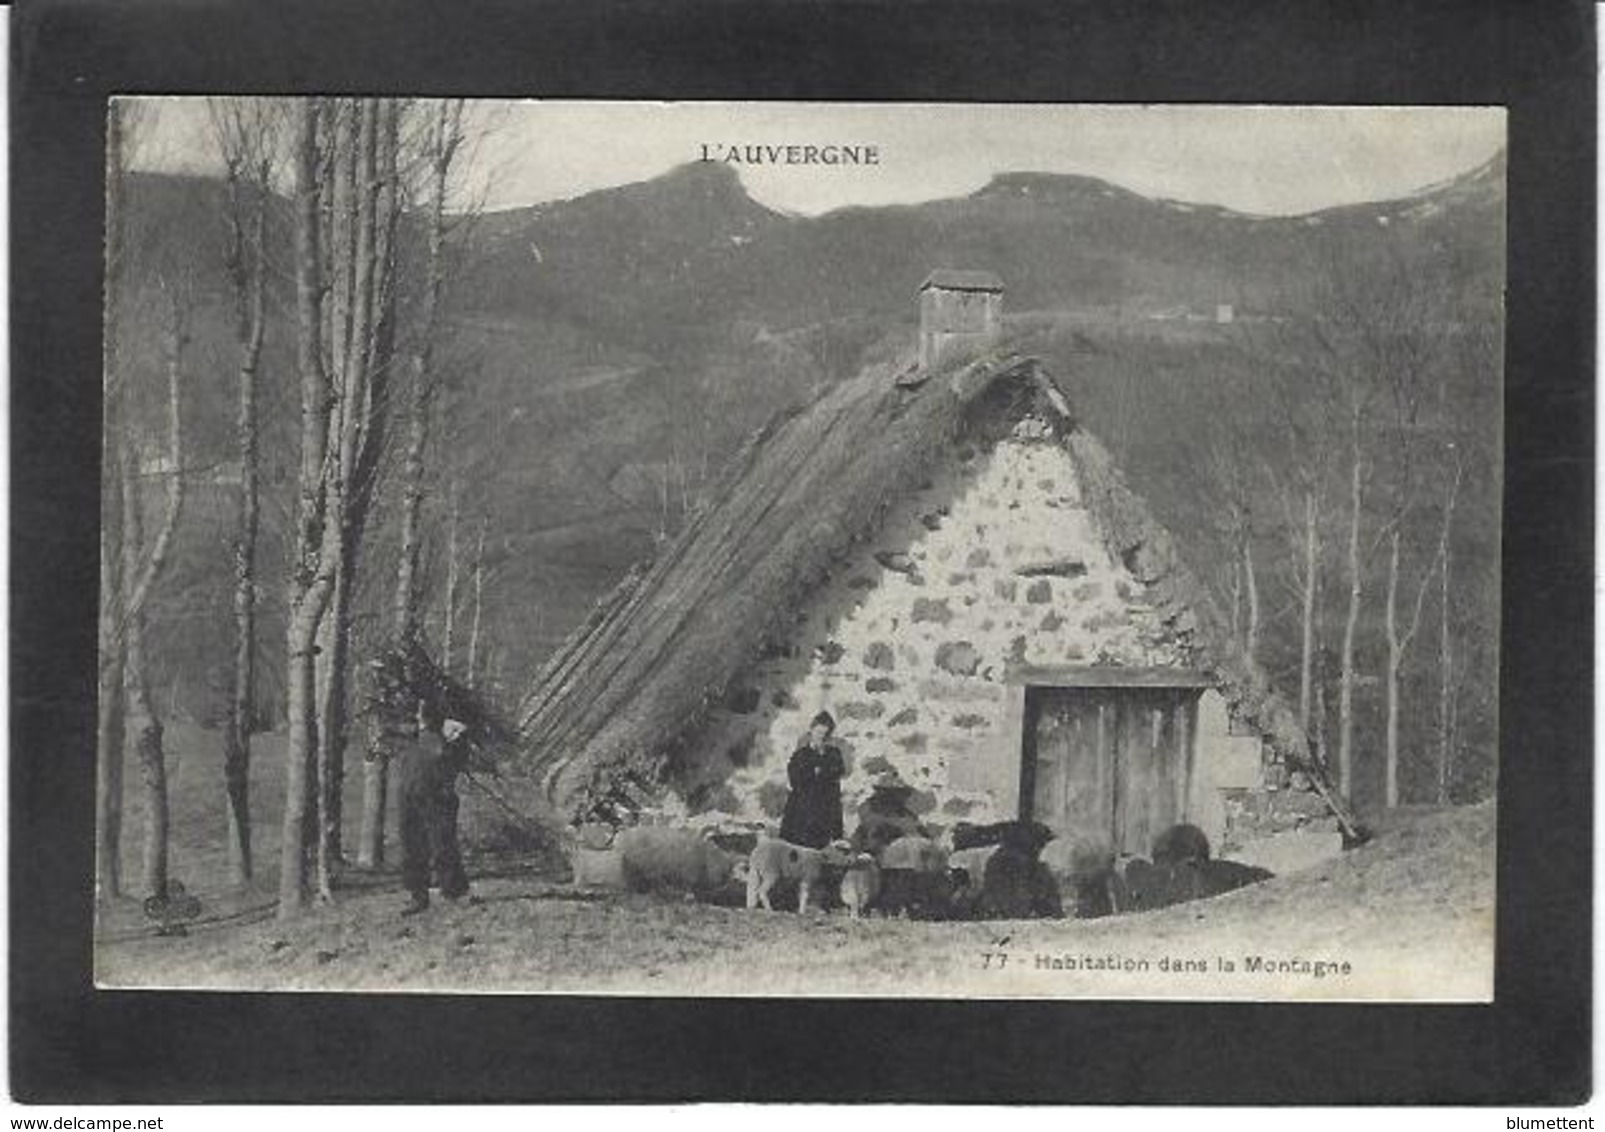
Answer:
[{"left": 518, "top": 274, "right": 1349, "bottom": 870}]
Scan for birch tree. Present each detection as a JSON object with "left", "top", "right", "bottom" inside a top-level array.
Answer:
[
  {"left": 280, "top": 96, "right": 410, "bottom": 913},
  {"left": 96, "top": 100, "right": 134, "bottom": 901},
  {"left": 466, "top": 518, "right": 488, "bottom": 688},
  {"left": 98, "top": 100, "right": 184, "bottom": 904},
  {"left": 279, "top": 98, "right": 337, "bottom": 917},
  {"left": 1435, "top": 440, "right": 1465, "bottom": 804},
  {"left": 360, "top": 98, "right": 466, "bottom": 868},
  {"left": 1295, "top": 251, "right": 1400, "bottom": 802},
  {"left": 210, "top": 98, "right": 279, "bottom": 885},
  {"left": 118, "top": 286, "right": 189, "bottom": 901},
  {"left": 1358, "top": 253, "right": 1467, "bottom": 808}
]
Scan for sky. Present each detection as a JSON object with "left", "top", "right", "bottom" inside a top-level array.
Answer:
[{"left": 129, "top": 99, "right": 1506, "bottom": 218}]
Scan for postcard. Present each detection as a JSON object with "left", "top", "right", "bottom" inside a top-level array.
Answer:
[{"left": 92, "top": 99, "right": 1504, "bottom": 1002}]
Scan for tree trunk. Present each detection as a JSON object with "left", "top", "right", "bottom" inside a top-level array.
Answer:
[
  {"left": 357, "top": 725, "right": 389, "bottom": 869},
  {"left": 118, "top": 440, "right": 168, "bottom": 901},
  {"left": 281, "top": 605, "right": 324, "bottom": 915},
  {"left": 97, "top": 102, "right": 129, "bottom": 901},
  {"left": 95, "top": 535, "right": 126, "bottom": 901},
  {"left": 314, "top": 557, "right": 352, "bottom": 898},
  {"left": 311, "top": 99, "right": 400, "bottom": 897},
  {"left": 95, "top": 636, "right": 127, "bottom": 899},
  {"left": 443, "top": 488, "right": 460, "bottom": 671},
  {"left": 362, "top": 103, "right": 462, "bottom": 867},
  {"left": 1313, "top": 673, "right": 1329, "bottom": 775},
  {"left": 1227, "top": 555, "right": 1242, "bottom": 647},
  {"left": 1384, "top": 528, "right": 1402, "bottom": 808},
  {"left": 280, "top": 99, "right": 335, "bottom": 920},
  {"left": 1434, "top": 450, "right": 1463, "bottom": 806},
  {"left": 322, "top": 99, "right": 389, "bottom": 900},
  {"left": 1242, "top": 533, "right": 1260, "bottom": 665},
  {"left": 392, "top": 376, "right": 429, "bottom": 646},
  {"left": 467, "top": 520, "right": 487, "bottom": 688},
  {"left": 364, "top": 102, "right": 456, "bottom": 868},
  {"left": 126, "top": 623, "right": 169, "bottom": 901},
  {"left": 1437, "top": 530, "right": 1454, "bottom": 806},
  {"left": 1338, "top": 405, "right": 1364, "bottom": 801},
  {"left": 1297, "top": 488, "right": 1320, "bottom": 731},
  {"left": 222, "top": 158, "right": 268, "bottom": 888},
  {"left": 122, "top": 299, "right": 187, "bottom": 901},
  {"left": 391, "top": 100, "right": 454, "bottom": 651}
]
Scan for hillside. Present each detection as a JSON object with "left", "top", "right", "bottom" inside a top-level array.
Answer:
[{"left": 114, "top": 152, "right": 1506, "bottom": 807}]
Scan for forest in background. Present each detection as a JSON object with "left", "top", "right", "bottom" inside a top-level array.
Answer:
[{"left": 100, "top": 97, "right": 1504, "bottom": 916}]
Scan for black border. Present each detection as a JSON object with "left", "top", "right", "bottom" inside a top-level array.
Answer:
[{"left": 10, "top": 0, "right": 1594, "bottom": 1104}]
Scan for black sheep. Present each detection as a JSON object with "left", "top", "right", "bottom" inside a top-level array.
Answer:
[
  {"left": 1151, "top": 822, "right": 1211, "bottom": 866},
  {"left": 957, "top": 822, "right": 1062, "bottom": 920}
]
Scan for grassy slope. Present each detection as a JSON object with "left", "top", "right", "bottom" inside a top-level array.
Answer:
[{"left": 96, "top": 726, "right": 1493, "bottom": 1001}]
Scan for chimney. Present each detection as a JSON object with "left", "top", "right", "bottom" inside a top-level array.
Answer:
[{"left": 919, "top": 269, "right": 1004, "bottom": 370}]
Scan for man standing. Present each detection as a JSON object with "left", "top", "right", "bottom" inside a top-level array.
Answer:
[{"left": 399, "top": 706, "right": 474, "bottom": 915}]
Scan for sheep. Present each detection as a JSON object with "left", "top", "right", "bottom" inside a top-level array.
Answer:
[
  {"left": 1152, "top": 822, "right": 1212, "bottom": 866},
  {"left": 609, "top": 825, "right": 743, "bottom": 901},
  {"left": 745, "top": 836, "right": 853, "bottom": 913},
  {"left": 837, "top": 852, "right": 882, "bottom": 920},
  {"left": 1041, "top": 835, "right": 1118, "bottom": 918},
  {"left": 877, "top": 835, "right": 958, "bottom": 919}
]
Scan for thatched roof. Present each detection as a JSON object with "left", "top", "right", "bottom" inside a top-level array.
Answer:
[{"left": 516, "top": 346, "right": 1354, "bottom": 834}]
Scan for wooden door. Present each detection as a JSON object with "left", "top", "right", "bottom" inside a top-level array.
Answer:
[{"left": 1023, "top": 686, "right": 1199, "bottom": 856}]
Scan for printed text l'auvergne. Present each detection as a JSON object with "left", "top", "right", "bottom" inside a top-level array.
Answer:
[{"left": 699, "top": 143, "right": 880, "bottom": 166}]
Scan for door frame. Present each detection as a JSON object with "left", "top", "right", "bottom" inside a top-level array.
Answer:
[{"left": 1011, "top": 665, "right": 1214, "bottom": 832}]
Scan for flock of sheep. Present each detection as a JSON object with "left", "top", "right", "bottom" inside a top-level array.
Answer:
[{"left": 567, "top": 818, "right": 1273, "bottom": 922}]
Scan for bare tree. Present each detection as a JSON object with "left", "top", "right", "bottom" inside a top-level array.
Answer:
[
  {"left": 280, "top": 98, "right": 337, "bottom": 917},
  {"left": 1359, "top": 254, "right": 1465, "bottom": 808},
  {"left": 120, "top": 288, "right": 190, "bottom": 900},
  {"left": 1382, "top": 450, "right": 1461, "bottom": 806},
  {"left": 280, "top": 97, "right": 409, "bottom": 914},
  {"left": 1291, "top": 248, "right": 1403, "bottom": 802},
  {"left": 466, "top": 518, "right": 488, "bottom": 687},
  {"left": 1293, "top": 242, "right": 1470, "bottom": 805},
  {"left": 1434, "top": 319, "right": 1496, "bottom": 803},
  {"left": 361, "top": 98, "right": 467, "bottom": 868},
  {"left": 1202, "top": 438, "right": 1260, "bottom": 662},
  {"left": 1435, "top": 440, "right": 1465, "bottom": 804},
  {"left": 210, "top": 98, "right": 280, "bottom": 885},
  {"left": 96, "top": 100, "right": 133, "bottom": 902},
  {"left": 315, "top": 98, "right": 405, "bottom": 898},
  {"left": 98, "top": 100, "right": 188, "bottom": 905},
  {"left": 442, "top": 484, "right": 461, "bottom": 671},
  {"left": 1256, "top": 355, "right": 1337, "bottom": 737}
]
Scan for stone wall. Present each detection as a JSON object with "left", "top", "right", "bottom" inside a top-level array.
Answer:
[{"left": 674, "top": 413, "right": 1239, "bottom": 838}]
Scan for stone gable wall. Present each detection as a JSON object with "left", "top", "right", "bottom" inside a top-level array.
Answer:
[{"left": 674, "top": 417, "right": 1214, "bottom": 837}]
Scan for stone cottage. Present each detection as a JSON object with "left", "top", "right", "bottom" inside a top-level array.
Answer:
[{"left": 518, "top": 276, "right": 1351, "bottom": 870}]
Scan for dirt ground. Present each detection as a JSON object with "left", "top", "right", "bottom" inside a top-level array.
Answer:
[{"left": 95, "top": 727, "right": 1495, "bottom": 1001}]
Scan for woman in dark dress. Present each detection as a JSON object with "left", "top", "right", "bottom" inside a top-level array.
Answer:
[{"left": 779, "top": 711, "right": 846, "bottom": 848}]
